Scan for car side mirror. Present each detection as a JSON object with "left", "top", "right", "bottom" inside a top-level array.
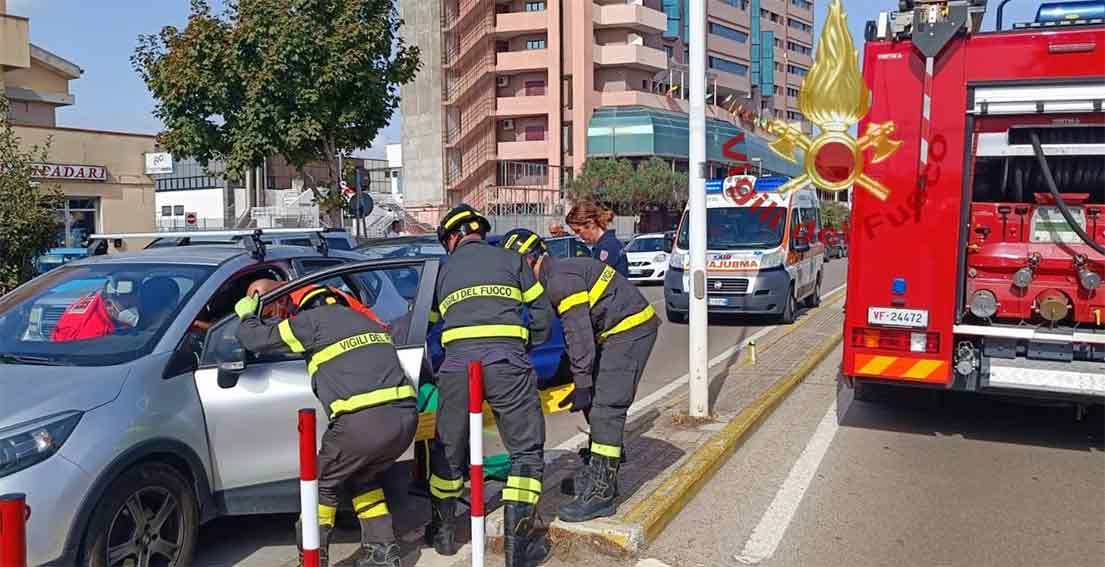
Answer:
[
  {"left": 217, "top": 350, "right": 247, "bottom": 389},
  {"left": 793, "top": 227, "right": 812, "bottom": 253}
]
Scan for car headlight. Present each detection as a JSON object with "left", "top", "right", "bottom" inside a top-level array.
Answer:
[
  {"left": 759, "top": 250, "right": 785, "bottom": 269},
  {"left": 669, "top": 250, "right": 688, "bottom": 270},
  {"left": 653, "top": 253, "right": 668, "bottom": 264},
  {"left": 0, "top": 411, "right": 82, "bottom": 478}
]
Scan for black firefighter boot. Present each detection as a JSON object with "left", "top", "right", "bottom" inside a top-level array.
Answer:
[
  {"left": 557, "top": 453, "right": 619, "bottom": 523},
  {"left": 356, "top": 518, "right": 402, "bottom": 567},
  {"left": 424, "top": 498, "right": 458, "bottom": 556},
  {"left": 296, "top": 518, "right": 331, "bottom": 567},
  {"left": 503, "top": 501, "right": 552, "bottom": 567}
]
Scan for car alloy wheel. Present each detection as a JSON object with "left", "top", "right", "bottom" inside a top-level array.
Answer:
[{"left": 105, "top": 486, "right": 185, "bottom": 567}]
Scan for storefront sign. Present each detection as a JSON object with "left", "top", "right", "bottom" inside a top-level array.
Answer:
[
  {"left": 32, "top": 163, "right": 108, "bottom": 182},
  {"left": 145, "top": 152, "right": 174, "bottom": 175}
]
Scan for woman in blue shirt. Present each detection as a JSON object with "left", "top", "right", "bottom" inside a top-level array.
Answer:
[{"left": 566, "top": 201, "right": 629, "bottom": 277}]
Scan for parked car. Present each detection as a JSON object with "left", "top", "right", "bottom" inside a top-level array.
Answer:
[
  {"left": 625, "top": 232, "right": 673, "bottom": 284},
  {"left": 356, "top": 234, "right": 446, "bottom": 259},
  {"left": 544, "top": 235, "right": 591, "bottom": 258},
  {"left": 0, "top": 242, "right": 443, "bottom": 565},
  {"left": 145, "top": 228, "right": 358, "bottom": 251}
]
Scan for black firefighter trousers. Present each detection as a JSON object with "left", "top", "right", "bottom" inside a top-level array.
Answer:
[
  {"left": 430, "top": 354, "right": 546, "bottom": 507},
  {"left": 317, "top": 399, "right": 417, "bottom": 543},
  {"left": 586, "top": 330, "right": 658, "bottom": 459}
]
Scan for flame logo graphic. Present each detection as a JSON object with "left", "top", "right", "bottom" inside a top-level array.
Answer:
[{"left": 798, "top": 0, "right": 870, "bottom": 132}]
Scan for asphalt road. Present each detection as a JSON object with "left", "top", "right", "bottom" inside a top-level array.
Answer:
[
  {"left": 627, "top": 347, "right": 1105, "bottom": 567},
  {"left": 192, "top": 258, "right": 849, "bottom": 565}
]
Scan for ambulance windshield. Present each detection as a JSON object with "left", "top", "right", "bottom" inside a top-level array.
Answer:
[
  {"left": 0, "top": 263, "right": 213, "bottom": 366},
  {"left": 676, "top": 207, "right": 787, "bottom": 250}
]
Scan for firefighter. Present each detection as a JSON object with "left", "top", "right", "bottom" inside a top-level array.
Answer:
[
  {"left": 427, "top": 204, "right": 554, "bottom": 566},
  {"left": 234, "top": 285, "right": 417, "bottom": 567},
  {"left": 501, "top": 228, "right": 659, "bottom": 522}
]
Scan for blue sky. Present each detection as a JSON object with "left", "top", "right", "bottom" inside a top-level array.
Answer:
[{"left": 9, "top": 0, "right": 1040, "bottom": 157}]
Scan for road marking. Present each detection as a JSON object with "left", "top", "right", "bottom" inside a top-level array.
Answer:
[
  {"left": 733, "top": 399, "right": 840, "bottom": 564},
  {"left": 554, "top": 283, "right": 845, "bottom": 452}
]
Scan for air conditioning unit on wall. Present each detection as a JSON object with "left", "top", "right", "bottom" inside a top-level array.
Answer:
[
  {"left": 501, "top": 119, "right": 515, "bottom": 130},
  {"left": 496, "top": 75, "right": 510, "bottom": 87}
]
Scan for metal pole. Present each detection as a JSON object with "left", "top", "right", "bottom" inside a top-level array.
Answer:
[
  {"left": 298, "top": 409, "right": 320, "bottom": 567},
  {"left": 688, "top": 0, "right": 709, "bottom": 418},
  {"left": 468, "top": 361, "right": 485, "bottom": 566}
]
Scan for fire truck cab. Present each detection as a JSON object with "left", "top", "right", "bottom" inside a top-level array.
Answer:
[{"left": 843, "top": 0, "right": 1105, "bottom": 403}]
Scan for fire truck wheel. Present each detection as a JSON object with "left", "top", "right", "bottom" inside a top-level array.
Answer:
[
  {"left": 80, "top": 462, "right": 198, "bottom": 567},
  {"left": 779, "top": 284, "right": 797, "bottom": 325}
]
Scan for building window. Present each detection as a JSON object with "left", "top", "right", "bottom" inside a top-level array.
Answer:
[
  {"left": 55, "top": 198, "right": 99, "bottom": 248},
  {"left": 775, "top": 62, "right": 784, "bottom": 72},
  {"left": 720, "top": 0, "right": 749, "bottom": 8},
  {"left": 161, "top": 206, "right": 172, "bottom": 217},
  {"left": 709, "top": 22, "right": 748, "bottom": 43},
  {"left": 787, "top": 41, "right": 812, "bottom": 56},
  {"left": 774, "top": 37, "right": 784, "bottom": 48},
  {"left": 526, "top": 38, "right": 546, "bottom": 50},
  {"left": 787, "top": 110, "right": 805, "bottom": 121},
  {"left": 174, "top": 205, "right": 185, "bottom": 216},
  {"left": 708, "top": 56, "right": 748, "bottom": 76},
  {"left": 790, "top": 0, "right": 813, "bottom": 10},
  {"left": 524, "top": 126, "right": 546, "bottom": 141},
  {"left": 788, "top": 64, "right": 809, "bottom": 77},
  {"left": 524, "top": 1, "right": 545, "bottom": 11},
  {"left": 664, "top": 44, "right": 674, "bottom": 58},
  {"left": 788, "top": 17, "right": 813, "bottom": 33},
  {"left": 683, "top": 48, "right": 689, "bottom": 62},
  {"left": 525, "top": 80, "right": 546, "bottom": 96},
  {"left": 662, "top": 0, "right": 683, "bottom": 39},
  {"left": 787, "top": 86, "right": 801, "bottom": 97}
]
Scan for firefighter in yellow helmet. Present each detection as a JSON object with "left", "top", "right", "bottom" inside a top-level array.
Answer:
[{"left": 235, "top": 285, "right": 416, "bottom": 567}]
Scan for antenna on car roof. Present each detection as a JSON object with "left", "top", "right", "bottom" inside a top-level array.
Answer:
[
  {"left": 308, "top": 231, "right": 330, "bottom": 257},
  {"left": 243, "top": 229, "right": 267, "bottom": 261}
]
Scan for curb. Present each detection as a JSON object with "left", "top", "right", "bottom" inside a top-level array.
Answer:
[{"left": 555, "top": 329, "right": 844, "bottom": 555}]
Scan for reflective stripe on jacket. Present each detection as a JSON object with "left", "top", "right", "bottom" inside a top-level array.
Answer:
[
  {"left": 540, "top": 256, "right": 659, "bottom": 389},
  {"left": 435, "top": 238, "right": 554, "bottom": 348},
  {"left": 238, "top": 304, "right": 414, "bottom": 418}
]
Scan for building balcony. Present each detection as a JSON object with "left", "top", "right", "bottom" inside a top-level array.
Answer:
[
  {"left": 1, "top": 14, "right": 30, "bottom": 70},
  {"left": 593, "top": 3, "right": 666, "bottom": 34},
  {"left": 497, "top": 139, "right": 548, "bottom": 161},
  {"left": 594, "top": 44, "right": 667, "bottom": 71},
  {"left": 496, "top": 95, "right": 550, "bottom": 118},
  {"left": 495, "top": 10, "right": 548, "bottom": 38},
  {"left": 496, "top": 49, "right": 549, "bottom": 74}
]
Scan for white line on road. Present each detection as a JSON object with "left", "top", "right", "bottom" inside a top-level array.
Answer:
[
  {"left": 733, "top": 399, "right": 840, "bottom": 564},
  {"left": 554, "top": 283, "right": 845, "bottom": 452}
]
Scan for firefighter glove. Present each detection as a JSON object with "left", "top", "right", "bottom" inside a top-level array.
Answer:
[
  {"left": 559, "top": 386, "right": 593, "bottom": 413},
  {"left": 235, "top": 295, "right": 260, "bottom": 320}
]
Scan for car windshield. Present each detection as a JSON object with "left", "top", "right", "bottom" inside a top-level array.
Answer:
[
  {"left": 359, "top": 239, "right": 446, "bottom": 259},
  {"left": 676, "top": 207, "right": 786, "bottom": 250},
  {"left": 0, "top": 263, "right": 214, "bottom": 366},
  {"left": 627, "top": 237, "right": 665, "bottom": 253}
]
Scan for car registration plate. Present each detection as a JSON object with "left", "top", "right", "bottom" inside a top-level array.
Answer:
[
  {"left": 708, "top": 296, "right": 728, "bottom": 307},
  {"left": 868, "top": 307, "right": 928, "bottom": 328}
]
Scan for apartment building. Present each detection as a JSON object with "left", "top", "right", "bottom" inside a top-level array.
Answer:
[{"left": 399, "top": 0, "right": 815, "bottom": 220}]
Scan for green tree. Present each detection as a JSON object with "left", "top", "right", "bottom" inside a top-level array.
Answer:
[
  {"left": 635, "top": 157, "right": 688, "bottom": 209},
  {"left": 0, "top": 96, "right": 63, "bottom": 293},
  {"left": 820, "top": 199, "right": 850, "bottom": 229},
  {"left": 133, "top": 0, "right": 419, "bottom": 226},
  {"left": 566, "top": 157, "right": 688, "bottom": 213}
]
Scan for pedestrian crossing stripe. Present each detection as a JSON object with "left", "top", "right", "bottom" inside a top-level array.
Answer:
[{"left": 854, "top": 353, "right": 948, "bottom": 382}]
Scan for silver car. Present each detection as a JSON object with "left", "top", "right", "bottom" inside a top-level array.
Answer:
[{"left": 0, "top": 244, "right": 438, "bottom": 566}]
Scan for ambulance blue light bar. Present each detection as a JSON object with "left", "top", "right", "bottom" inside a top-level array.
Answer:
[
  {"left": 754, "top": 176, "right": 791, "bottom": 192},
  {"left": 1036, "top": 1, "right": 1105, "bottom": 23}
]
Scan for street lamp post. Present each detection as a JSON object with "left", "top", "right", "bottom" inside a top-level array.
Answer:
[{"left": 687, "top": 0, "right": 709, "bottom": 418}]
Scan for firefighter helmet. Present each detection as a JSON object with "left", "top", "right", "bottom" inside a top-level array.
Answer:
[
  {"left": 501, "top": 228, "right": 548, "bottom": 257},
  {"left": 290, "top": 285, "right": 349, "bottom": 311},
  {"left": 437, "top": 203, "right": 491, "bottom": 245}
]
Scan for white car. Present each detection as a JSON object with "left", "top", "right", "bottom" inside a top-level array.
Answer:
[{"left": 626, "top": 232, "right": 672, "bottom": 284}]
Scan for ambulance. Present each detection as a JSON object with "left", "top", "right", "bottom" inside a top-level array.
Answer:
[{"left": 664, "top": 175, "right": 826, "bottom": 324}]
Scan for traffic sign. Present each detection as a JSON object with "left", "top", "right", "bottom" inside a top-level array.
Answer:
[
  {"left": 185, "top": 212, "right": 197, "bottom": 226},
  {"left": 348, "top": 193, "right": 374, "bottom": 219}
]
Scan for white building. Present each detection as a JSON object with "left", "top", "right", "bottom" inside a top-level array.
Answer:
[{"left": 386, "top": 143, "right": 403, "bottom": 200}]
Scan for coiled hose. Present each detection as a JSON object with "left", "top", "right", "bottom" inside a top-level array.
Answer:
[{"left": 1029, "top": 131, "right": 1105, "bottom": 256}]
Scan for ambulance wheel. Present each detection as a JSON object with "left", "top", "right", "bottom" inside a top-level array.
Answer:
[
  {"left": 80, "top": 462, "right": 198, "bottom": 567},
  {"left": 779, "top": 285, "right": 797, "bottom": 325},
  {"left": 805, "top": 274, "right": 822, "bottom": 308}
]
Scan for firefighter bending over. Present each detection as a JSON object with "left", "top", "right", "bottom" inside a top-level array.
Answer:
[
  {"left": 502, "top": 228, "right": 659, "bottom": 522},
  {"left": 428, "top": 204, "right": 554, "bottom": 567},
  {"left": 235, "top": 284, "right": 416, "bottom": 567}
]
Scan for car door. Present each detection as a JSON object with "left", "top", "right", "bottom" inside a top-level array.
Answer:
[{"left": 192, "top": 258, "right": 439, "bottom": 496}]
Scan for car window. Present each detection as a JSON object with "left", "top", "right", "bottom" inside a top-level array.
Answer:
[
  {"left": 325, "top": 237, "right": 352, "bottom": 250},
  {"left": 626, "top": 237, "right": 665, "bottom": 253},
  {"left": 297, "top": 258, "right": 346, "bottom": 276},
  {"left": 0, "top": 263, "right": 214, "bottom": 366}
]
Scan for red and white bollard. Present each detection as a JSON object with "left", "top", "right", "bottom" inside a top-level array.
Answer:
[
  {"left": 299, "top": 409, "right": 321, "bottom": 567},
  {"left": 468, "top": 361, "right": 485, "bottom": 566},
  {"left": 0, "top": 493, "right": 30, "bottom": 567}
]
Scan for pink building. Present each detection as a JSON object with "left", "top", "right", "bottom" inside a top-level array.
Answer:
[{"left": 400, "top": 0, "right": 816, "bottom": 220}]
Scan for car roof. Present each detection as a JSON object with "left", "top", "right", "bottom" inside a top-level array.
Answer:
[
  {"left": 633, "top": 233, "right": 667, "bottom": 239},
  {"left": 357, "top": 234, "right": 438, "bottom": 248},
  {"left": 69, "top": 245, "right": 364, "bottom": 267}
]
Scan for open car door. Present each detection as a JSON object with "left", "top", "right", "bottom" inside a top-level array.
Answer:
[{"left": 192, "top": 258, "right": 439, "bottom": 512}]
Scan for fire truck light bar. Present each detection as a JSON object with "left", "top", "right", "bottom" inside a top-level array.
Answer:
[{"left": 1036, "top": 1, "right": 1105, "bottom": 24}]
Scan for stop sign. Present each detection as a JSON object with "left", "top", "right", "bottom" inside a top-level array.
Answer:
[{"left": 185, "top": 212, "right": 197, "bottom": 226}]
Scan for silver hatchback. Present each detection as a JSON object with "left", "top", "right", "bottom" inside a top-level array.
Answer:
[{"left": 0, "top": 245, "right": 438, "bottom": 566}]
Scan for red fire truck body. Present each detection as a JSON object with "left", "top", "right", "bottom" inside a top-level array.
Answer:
[{"left": 843, "top": 2, "right": 1105, "bottom": 402}]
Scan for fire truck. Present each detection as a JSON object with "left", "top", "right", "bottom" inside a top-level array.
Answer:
[{"left": 842, "top": 0, "right": 1105, "bottom": 406}]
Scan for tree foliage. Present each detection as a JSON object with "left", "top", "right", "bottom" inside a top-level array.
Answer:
[
  {"left": 133, "top": 0, "right": 419, "bottom": 226},
  {"left": 566, "top": 157, "right": 687, "bottom": 214},
  {"left": 820, "top": 199, "right": 850, "bottom": 229},
  {"left": 0, "top": 96, "right": 62, "bottom": 293}
]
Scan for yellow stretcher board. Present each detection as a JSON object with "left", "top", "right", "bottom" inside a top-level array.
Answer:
[{"left": 413, "top": 383, "right": 575, "bottom": 442}]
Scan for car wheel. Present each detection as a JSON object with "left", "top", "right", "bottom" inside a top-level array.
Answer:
[
  {"left": 778, "top": 285, "right": 797, "bottom": 325},
  {"left": 666, "top": 307, "right": 687, "bottom": 324},
  {"left": 81, "top": 463, "right": 198, "bottom": 567},
  {"left": 805, "top": 274, "right": 822, "bottom": 308}
]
